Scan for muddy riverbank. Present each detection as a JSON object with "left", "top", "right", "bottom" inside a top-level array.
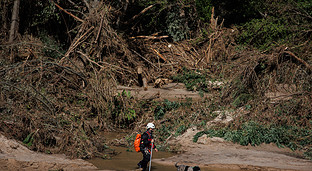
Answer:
[
  {"left": 1, "top": 130, "right": 312, "bottom": 171},
  {"left": 0, "top": 134, "right": 97, "bottom": 171},
  {"left": 153, "top": 127, "right": 312, "bottom": 171}
]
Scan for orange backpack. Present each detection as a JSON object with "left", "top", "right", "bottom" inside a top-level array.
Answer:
[{"left": 134, "top": 134, "right": 141, "bottom": 152}]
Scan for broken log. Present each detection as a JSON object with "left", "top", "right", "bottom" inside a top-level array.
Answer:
[
  {"left": 138, "top": 66, "right": 143, "bottom": 87},
  {"left": 143, "top": 78, "right": 148, "bottom": 91},
  {"left": 129, "top": 35, "right": 169, "bottom": 40}
]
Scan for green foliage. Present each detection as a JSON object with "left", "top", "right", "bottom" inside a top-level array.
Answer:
[
  {"left": 129, "top": 0, "right": 196, "bottom": 41},
  {"left": 156, "top": 124, "right": 173, "bottom": 142},
  {"left": 296, "top": 0, "right": 312, "bottom": 16},
  {"left": 127, "top": 108, "right": 136, "bottom": 120},
  {"left": 175, "top": 123, "right": 188, "bottom": 136},
  {"left": 164, "top": 99, "right": 181, "bottom": 110},
  {"left": 193, "top": 121, "right": 312, "bottom": 159},
  {"left": 237, "top": 18, "right": 289, "bottom": 50},
  {"left": 19, "top": 0, "right": 64, "bottom": 34},
  {"left": 154, "top": 105, "right": 165, "bottom": 120},
  {"left": 193, "top": 131, "right": 206, "bottom": 142},
  {"left": 228, "top": 81, "right": 250, "bottom": 108},
  {"left": 195, "top": 0, "right": 213, "bottom": 23},
  {"left": 112, "top": 90, "right": 137, "bottom": 125},
  {"left": 166, "top": 6, "right": 190, "bottom": 41},
  {"left": 304, "top": 149, "right": 312, "bottom": 160},
  {"left": 232, "top": 93, "right": 253, "bottom": 107},
  {"left": 30, "top": 1, "right": 60, "bottom": 27},
  {"left": 39, "top": 31, "right": 65, "bottom": 59},
  {"left": 224, "top": 121, "right": 268, "bottom": 146},
  {"left": 154, "top": 99, "right": 181, "bottom": 120},
  {"left": 193, "top": 128, "right": 226, "bottom": 142},
  {"left": 23, "top": 132, "right": 34, "bottom": 147},
  {"left": 172, "top": 68, "right": 209, "bottom": 92},
  {"left": 199, "top": 0, "right": 267, "bottom": 26},
  {"left": 236, "top": 0, "right": 312, "bottom": 50}
]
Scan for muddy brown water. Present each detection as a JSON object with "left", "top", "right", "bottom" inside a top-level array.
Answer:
[
  {"left": 88, "top": 132, "right": 176, "bottom": 170},
  {"left": 89, "top": 145, "right": 177, "bottom": 170},
  {"left": 87, "top": 132, "right": 241, "bottom": 171}
]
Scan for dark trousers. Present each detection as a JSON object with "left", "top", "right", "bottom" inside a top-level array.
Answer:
[{"left": 138, "top": 148, "right": 151, "bottom": 171}]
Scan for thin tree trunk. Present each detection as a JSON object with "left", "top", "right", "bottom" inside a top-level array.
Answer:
[
  {"left": 1, "top": 1, "right": 8, "bottom": 36},
  {"left": 8, "top": 0, "right": 20, "bottom": 43}
]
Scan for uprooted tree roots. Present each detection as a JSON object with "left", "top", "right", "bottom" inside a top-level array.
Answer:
[
  {"left": 0, "top": 51, "right": 116, "bottom": 158},
  {"left": 221, "top": 49, "right": 312, "bottom": 129},
  {"left": 1, "top": 1, "right": 312, "bottom": 160}
]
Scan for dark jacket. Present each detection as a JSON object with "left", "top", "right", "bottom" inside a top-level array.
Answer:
[{"left": 140, "top": 130, "right": 156, "bottom": 150}]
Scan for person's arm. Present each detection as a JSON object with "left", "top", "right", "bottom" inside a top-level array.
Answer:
[
  {"left": 151, "top": 135, "right": 158, "bottom": 151},
  {"left": 152, "top": 140, "right": 158, "bottom": 152},
  {"left": 151, "top": 139, "right": 156, "bottom": 149}
]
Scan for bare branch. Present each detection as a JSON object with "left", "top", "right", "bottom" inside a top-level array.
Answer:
[{"left": 52, "top": 0, "right": 84, "bottom": 23}]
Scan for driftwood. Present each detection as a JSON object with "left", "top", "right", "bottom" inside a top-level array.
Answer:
[
  {"left": 130, "top": 35, "right": 169, "bottom": 40},
  {"left": 125, "top": 4, "right": 154, "bottom": 25},
  {"left": 131, "top": 49, "right": 159, "bottom": 69},
  {"left": 52, "top": 1, "right": 84, "bottom": 23},
  {"left": 283, "top": 51, "right": 312, "bottom": 72},
  {"left": 143, "top": 78, "right": 148, "bottom": 91},
  {"left": 137, "top": 66, "right": 148, "bottom": 90},
  {"left": 137, "top": 66, "right": 143, "bottom": 86},
  {"left": 77, "top": 50, "right": 125, "bottom": 74},
  {"left": 151, "top": 48, "right": 167, "bottom": 62},
  {"left": 59, "top": 26, "right": 94, "bottom": 63},
  {"left": 95, "top": 14, "right": 104, "bottom": 43},
  {"left": 204, "top": 7, "right": 224, "bottom": 64}
]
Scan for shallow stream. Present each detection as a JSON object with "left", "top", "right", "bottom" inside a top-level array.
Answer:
[
  {"left": 87, "top": 132, "right": 241, "bottom": 171},
  {"left": 87, "top": 131, "right": 175, "bottom": 170},
  {"left": 89, "top": 145, "right": 176, "bottom": 170}
]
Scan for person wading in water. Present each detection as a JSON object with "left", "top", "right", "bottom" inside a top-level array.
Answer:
[{"left": 137, "top": 123, "right": 158, "bottom": 171}]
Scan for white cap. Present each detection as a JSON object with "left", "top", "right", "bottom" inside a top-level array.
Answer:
[{"left": 146, "top": 123, "right": 155, "bottom": 129}]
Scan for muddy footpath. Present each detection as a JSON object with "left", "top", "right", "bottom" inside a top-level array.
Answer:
[{"left": 1, "top": 128, "right": 312, "bottom": 171}]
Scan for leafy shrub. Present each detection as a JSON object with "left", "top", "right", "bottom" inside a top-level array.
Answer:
[
  {"left": 23, "top": 132, "right": 35, "bottom": 147},
  {"left": 232, "top": 93, "right": 253, "bottom": 107},
  {"left": 304, "top": 149, "right": 312, "bottom": 160},
  {"left": 237, "top": 17, "right": 289, "bottom": 50},
  {"left": 175, "top": 124, "right": 188, "bottom": 136},
  {"left": 154, "top": 99, "right": 181, "bottom": 120},
  {"left": 195, "top": 0, "right": 213, "bottom": 23},
  {"left": 172, "top": 68, "right": 209, "bottom": 92},
  {"left": 297, "top": 0, "right": 312, "bottom": 16},
  {"left": 156, "top": 124, "right": 173, "bottom": 142},
  {"left": 112, "top": 90, "right": 137, "bottom": 125},
  {"left": 39, "top": 31, "right": 65, "bottom": 59},
  {"left": 228, "top": 77, "right": 254, "bottom": 108},
  {"left": 166, "top": 6, "right": 190, "bottom": 42}
]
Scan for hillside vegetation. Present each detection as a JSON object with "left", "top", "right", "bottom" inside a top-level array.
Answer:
[{"left": 0, "top": 0, "right": 311, "bottom": 160}]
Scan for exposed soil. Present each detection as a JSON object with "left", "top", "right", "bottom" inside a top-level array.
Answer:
[
  {"left": 153, "top": 127, "right": 312, "bottom": 171},
  {"left": 0, "top": 134, "right": 98, "bottom": 171},
  {"left": 117, "top": 83, "right": 211, "bottom": 102}
]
